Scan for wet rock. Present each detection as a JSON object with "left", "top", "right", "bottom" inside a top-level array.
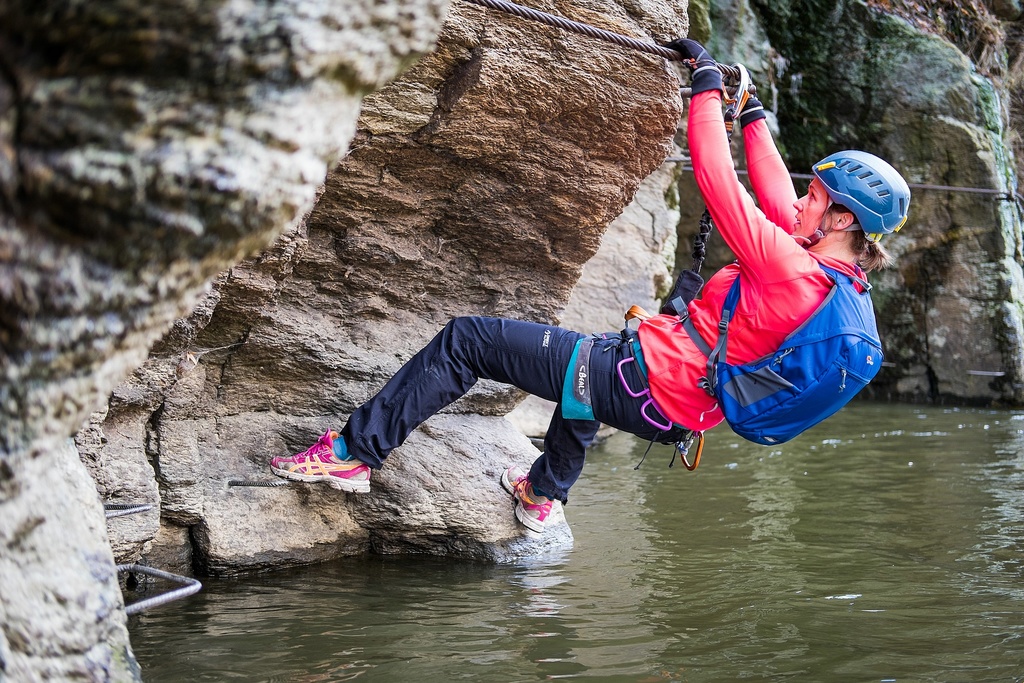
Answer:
[
  {"left": 140, "top": 522, "right": 194, "bottom": 578},
  {"left": 349, "top": 414, "right": 573, "bottom": 562}
]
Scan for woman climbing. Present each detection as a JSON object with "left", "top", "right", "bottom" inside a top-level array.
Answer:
[{"left": 269, "top": 38, "right": 911, "bottom": 534}]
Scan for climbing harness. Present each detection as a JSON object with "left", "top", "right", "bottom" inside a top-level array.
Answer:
[
  {"left": 615, "top": 330, "right": 673, "bottom": 432},
  {"left": 622, "top": 300, "right": 706, "bottom": 470},
  {"left": 567, "top": 336, "right": 598, "bottom": 417},
  {"left": 609, "top": 326, "right": 703, "bottom": 471}
]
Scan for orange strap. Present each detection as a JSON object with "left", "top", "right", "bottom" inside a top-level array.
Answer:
[{"left": 624, "top": 304, "right": 652, "bottom": 322}]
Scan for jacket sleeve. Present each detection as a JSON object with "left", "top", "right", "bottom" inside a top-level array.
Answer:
[
  {"left": 688, "top": 91, "right": 809, "bottom": 285},
  {"left": 741, "top": 119, "right": 799, "bottom": 235}
]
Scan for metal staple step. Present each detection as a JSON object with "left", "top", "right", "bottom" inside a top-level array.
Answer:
[{"left": 118, "top": 564, "right": 203, "bottom": 615}]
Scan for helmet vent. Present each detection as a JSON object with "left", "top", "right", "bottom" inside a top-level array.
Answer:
[
  {"left": 857, "top": 171, "right": 874, "bottom": 179},
  {"left": 878, "top": 189, "right": 890, "bottom": 197},
  {"left": 868, "top": 180, "right": 883, "bottom": 187},
  {"left": 847, "top": 163, "right": 863, "bottom": 173},
  {"left": 899, "top": 197, "right": 906, "bottom": 214}
]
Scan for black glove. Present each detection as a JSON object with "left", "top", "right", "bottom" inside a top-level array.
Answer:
[
  {"left": 739, "top": 95, "right": 767, "bottom": 128},
  {"left": 665, "top": 38, "right": 722, "bottom": 96},
  {"left": 666, "top": 38, "right": 713, "bottom": 65}
]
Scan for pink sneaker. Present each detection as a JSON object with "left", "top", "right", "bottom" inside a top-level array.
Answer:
[
  {"left": 500, "top": 466, "right": 552, "bottom": 533},
  {"left": 270, "top": 431, "right": 371, "bottom": 493}
]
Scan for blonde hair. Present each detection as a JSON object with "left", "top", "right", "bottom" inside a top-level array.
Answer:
[
  {"left": 828, "top": 205, "right": 895, "bottom": 272},
  {"left": 849, "top": 226, "right": 895, "bottom": 272}
]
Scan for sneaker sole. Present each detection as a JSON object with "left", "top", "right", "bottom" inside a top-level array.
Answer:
[
  {"left": 513, "top": 503, "right": 546, "bottom": 534},
  {"left": 270, "top": 466, "right": 371, "bottom": 493},
  {"left": 500, "top": 468, "right": 518, "bottom": 496}
]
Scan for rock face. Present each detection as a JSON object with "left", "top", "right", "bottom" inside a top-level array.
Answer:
[
  {"left": 79, "top": 0, "right": 687, "bottom": 581},
  {"left": 0, "top": 440, "right": 140, "bottom": 682},
  {"left": 0, "top": 0, "right": 448, "bottom": 679}
]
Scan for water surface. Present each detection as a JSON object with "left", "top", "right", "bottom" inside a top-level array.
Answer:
[{"left": 130, "top": 403, "right": 1024, "bottom": 681}]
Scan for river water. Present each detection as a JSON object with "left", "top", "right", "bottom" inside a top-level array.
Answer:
[{"left": 130, "top": 403, "right": 1024, "bottom": 682}]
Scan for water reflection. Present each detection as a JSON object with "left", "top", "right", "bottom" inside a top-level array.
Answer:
[
  {"left": 964, "top": 413, "right": 1024, "bottom": 600},
  {"left": 132, "top": 404, "right": 1024, "bottom": 682}
]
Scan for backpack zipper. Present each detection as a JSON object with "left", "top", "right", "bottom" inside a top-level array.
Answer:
[{"left": 773, "top": 348, "right": 794, "bottom": 366}]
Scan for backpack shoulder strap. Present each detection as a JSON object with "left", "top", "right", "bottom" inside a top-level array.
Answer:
[{"left": 697, "top": 274, "right": 742, "bottom": 396}]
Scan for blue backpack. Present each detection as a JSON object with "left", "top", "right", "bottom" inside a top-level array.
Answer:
[{"left": 686, "top": 265, "right": 883, "bottom": 445}]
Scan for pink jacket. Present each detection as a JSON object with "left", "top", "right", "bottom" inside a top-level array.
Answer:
[{"left": 637, "top": 91, "right": 864, "bottom": 432}]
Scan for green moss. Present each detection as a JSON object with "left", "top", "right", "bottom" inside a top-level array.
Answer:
[
  {"left": 741, "top": 1, "right": 947, "bottom": 165},
  {"left": 664, "top": 183, "right": 680, "bottom": 212},
  {"left": 688, "top": 0, "right": 713, "bottom": 42},
  {"left": 972, "top": 75, "right": 1002, "bottom": 134}
]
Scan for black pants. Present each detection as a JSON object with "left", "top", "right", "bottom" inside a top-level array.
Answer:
[{"left": 342, "top": 317, "right": 687, "bottom": 503}]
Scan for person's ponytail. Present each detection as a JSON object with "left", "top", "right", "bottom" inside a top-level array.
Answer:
[
  {"left": 851, "top": 231, "right": 895, "bottom": 272},
  {"left": 826, "top": 204, "right": 896, "bottom": 272}
]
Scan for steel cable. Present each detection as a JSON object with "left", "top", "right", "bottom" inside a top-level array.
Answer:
[
  {"left": 667, "top": 160, "right": 1019, "bottom": 201},
  {"left": 461, "top": 0, "right": 1020, "bottom": 208},
  {"left": 460, "top": 0, "right": 742, "bottom": 80}
]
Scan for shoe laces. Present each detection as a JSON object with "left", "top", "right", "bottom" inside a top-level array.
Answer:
[
  {"left": 515, "top": 478, "right": 549, "bottom": 507},
  {"left": 294, "top": 431, "right": 337, "bottom": 463}
]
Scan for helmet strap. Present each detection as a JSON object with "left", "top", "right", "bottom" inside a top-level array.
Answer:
[{"left": 795, "top": 199, "right": 833, "bottom": 249}]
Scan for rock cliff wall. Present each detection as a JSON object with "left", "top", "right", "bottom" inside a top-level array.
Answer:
[
  {"left": 78, "top": 0, "right": 687, "bottom": 581},
  {"left": 0, "top": 0, "right": 447, "bottom": 678}
]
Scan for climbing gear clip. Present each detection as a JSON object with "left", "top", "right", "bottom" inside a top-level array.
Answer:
[
  {"left": 722, "top": 63, "right": 752, "bottom": 134},
  {"left": 674, "top": 431, "right": 704, "bottom": 471}
]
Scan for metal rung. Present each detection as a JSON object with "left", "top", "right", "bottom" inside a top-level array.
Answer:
[
  {"left": 105, "top": 503, "right": 154, "bottom": 519},
  {"left": 228, "top": 479, "right": 290, "bottom": 487},
  {"left": 117, "top": 564, "right": 202, "bottom": 615}
]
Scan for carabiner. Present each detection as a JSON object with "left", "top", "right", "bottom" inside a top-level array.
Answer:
[
  {"left": 677, "top": 431, "right": 705, "bottom": 471},
  {"left": 721, "top": 63, "right": 752, "bottom": 133}
]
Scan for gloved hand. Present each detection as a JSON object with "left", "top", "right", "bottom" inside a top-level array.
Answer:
[
  {"left": 739, "top": 94, "right": 767, "bottom": 127},
  {"left": 665, "top": 38, "right": 722, "bottom": 96}
]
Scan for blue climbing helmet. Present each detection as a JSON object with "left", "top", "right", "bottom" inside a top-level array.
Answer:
[{"left": 812, "top": 150, "right": 911, "bottom": 242}]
